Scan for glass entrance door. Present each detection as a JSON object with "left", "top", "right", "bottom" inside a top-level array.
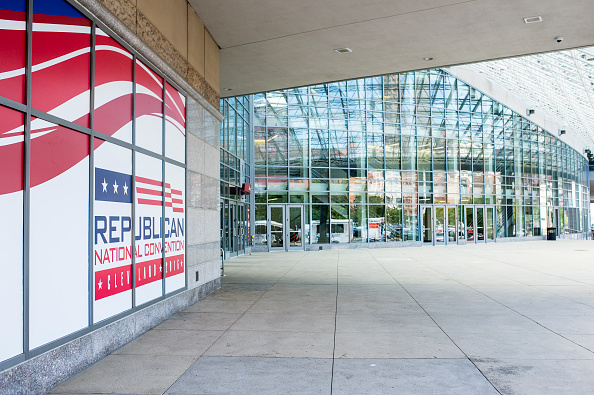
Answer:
[
  {"left": 486, "top": 206, "right": 495, "bottom": 242},
  {"left": 465, "top": 206, "right": 475, "bottom": 243},
  {"left": 475, "top": 206, "right": 485, "bottom": 242},
  {"left": 268, "top": 204, "right": 305, "bottom": 251},
  {"left": 288, "top": 205, "right": 304, "bottom": 251},
  {"left": 447, "top": 206, "right": 457, "bottom": 244},
  {"left": 268, "top": 205, "right": 285, "bottom": 251},
  {"left": 231, "top": 203, "right": 239, "bottom": 254},
  {"left": 457, "top": 205, "right": 466, "bottom": 245},
  {"left": 421, "top": 206, "right": 433, "bottom": 244},
  {"left": 435, "top": 206, "right": 445, "bottom": 245}
]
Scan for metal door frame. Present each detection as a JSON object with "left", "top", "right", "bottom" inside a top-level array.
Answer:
[
  {"left": 485, "top": 205, "right": 496, "bottom": 243},
  {"left": 434, "top": 205, "right": 446, "bottom": 245},
  {"left": 457, "top": 205, "right": 467, "bottom": 245},
  {"left": 420, "top": 205, "right": 434, "bottom": 245},
  {"left": 267, "top": 204, "right": 286, "bottom": 251},
  {"left": 230, "top": 202, "right": 238, "bottom": 256},
  {"left": 446, "top": 205, "right": 458, "bottom": 245},
  {"left": 287, "top": 204, "right": 305, "bottom": 251},
  {"left": 475, "top": 205, "right": 486, "bottom": 243},
  {"left": 267, "top": 204, "right": 305, "bottom": 252},
  {"left": 464, "top": 205, "right": 476, "bottom": 244}
]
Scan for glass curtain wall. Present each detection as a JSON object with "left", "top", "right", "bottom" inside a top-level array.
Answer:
[
  {"left": 243, "top": 69, "right": 589, "bottom": 247},
  {"left": 220, "top": 97, "right": 252, "bottom": 256}
]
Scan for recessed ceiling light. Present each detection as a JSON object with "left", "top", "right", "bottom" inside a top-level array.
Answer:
[
  {"left": 334, "top": 48, "right": 352, "bottom": 54},
  {"left": 523, "top": 16, "right": 542, "bottom": 23},
  {"left": 224, "top": 88, "right": 232, "bottom": 91},
  {"left": 423, "top": 57, "right": 433, "bottom": 61}
]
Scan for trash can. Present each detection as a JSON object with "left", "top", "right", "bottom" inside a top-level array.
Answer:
[{"left": 547, "top": 227, "right": 556, "bottom": 241}]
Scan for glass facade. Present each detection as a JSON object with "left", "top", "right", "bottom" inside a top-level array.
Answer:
[
  {"left": 222, "top": 68, "right": 590, "bottom": 252},
  {"left": 220, "top": 96, "right": 252, "bottom": 256},
  {"left": 244, "top": 69, "right": 589, "bottom": 249}
]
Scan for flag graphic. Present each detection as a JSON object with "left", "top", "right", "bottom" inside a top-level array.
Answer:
[
  {"left": 95, "top": 168, "right": 133, "bottom": 203},
  {"left": 135, "top": 176, "right": 184, "bottom": 213},
  {"left": 0, "top": 0, "right": 185, "bottom": 197}
]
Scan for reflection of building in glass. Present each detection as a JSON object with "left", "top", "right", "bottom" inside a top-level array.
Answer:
[
  {"left": 220, "top": 97, "right": 252, "bottom": 257},
  {"left": 226, "top": 68, "right": 590, "bottom": 251}
]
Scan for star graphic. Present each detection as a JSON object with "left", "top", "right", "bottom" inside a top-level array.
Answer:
[
  {"left": 98, "top": 280, "right": 103, "bottom": 290},
  {"left": 113, "top": 180, "right": 119, "bottom": 194},
  {"left": 123, "top": 182, "right": 128, "bottom": 195},
  {"left": 102, "top": 178, "right": 108, "bottom": 193}
]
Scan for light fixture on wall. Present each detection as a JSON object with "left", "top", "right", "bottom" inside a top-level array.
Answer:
[
  {"left": 526, "top": 109, "right": 535, "bottom": 116},
  {"left": 559, "top": 129, "right": 566, "bottom": 135}
]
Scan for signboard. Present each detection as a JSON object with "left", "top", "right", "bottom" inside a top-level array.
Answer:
[
  {"left": 165, "top": 163, "right": 185, "bottom": 293},
  {"left": 0, "top": 106, "right": 24, "bottom": 362},
  {"left": 136, "top": 59, "right": 163, "bottom": 154},
  {"left": 93, "top": 140, "right": 133, "bottom": 322},
  {"left": 0, "top": 0, "right": 187, "bottom": 360},
  {"left": 29, "top": 120, "right": 89, "bottom": 349},
  {"left": 134, "top": 152, "right": 164, "bottom": 305},
  {"left": 165, "top": 82, "right": 186, "bottom": 163}
]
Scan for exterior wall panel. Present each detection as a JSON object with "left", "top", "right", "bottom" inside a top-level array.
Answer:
[{"left": 0, "top": 0, "right": 220, "bottom": 378}]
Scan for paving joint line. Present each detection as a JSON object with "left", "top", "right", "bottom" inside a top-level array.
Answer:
[
  {"left": 330, "top": 251, "right": 339, "bottom": 394},
  {"left": 410, "top": 249, "right": 594, "bottom": 356},
  {"left": 161, "top": 266, "right": 294, "bottom": 395},
  {"left": 369, "top": 250, "right": 503, "bottom": 395}
]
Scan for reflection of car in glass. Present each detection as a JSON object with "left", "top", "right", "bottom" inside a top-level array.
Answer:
[
  {"left": 312, "top": 219, "right": 353, "bottom": 244},
  {"left": 254, "top": 220, "right": 267, "bottom": 245},
  {"left": 435, "top": 224, "right": 444, "bottom": 242},
  {"left": 402, "top": 226, "right": 414, "bottom": 240},
  {"left": 386, "top": 224, "right": 402, "bottom": 240},
  {"left": 466, "top": 226, "right": 473, "bottom": 241},
  {"left": 331, "top": 221, "right": 350, "bottom": 243},
  {"left": 448, "top": 225, "right": 456, "bottom": 239}
]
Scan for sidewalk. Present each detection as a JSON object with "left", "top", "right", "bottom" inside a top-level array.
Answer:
[{"left": 51, "top": 240, "right": 594, "bottom": 394}]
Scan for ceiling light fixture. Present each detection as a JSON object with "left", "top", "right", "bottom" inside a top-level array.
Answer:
[
  {"left": 224, "top": 88, "right": 232, "bottom": 91},
  {"left": 423, "top": 57, "right": 433, "bottom": 61},
  {"left": 523, "top": 16, "right": 542, "bottom": 23},
  {"left": 334, "top": 48, "right": 352, "bottom": 54}
]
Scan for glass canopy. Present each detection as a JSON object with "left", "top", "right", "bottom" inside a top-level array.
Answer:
[{"left": 467, "top": 46, "right": 594, "bottom": 148}]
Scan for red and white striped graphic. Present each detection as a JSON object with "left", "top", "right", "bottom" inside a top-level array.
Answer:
[
  {"left": 1, "top": 9, "right": 186, "bottom": 196},
  {"left": 135, "top": 176, "right": 184, "bottom": 213},
  {"left": 0, "top": 7, "right": 26, "bottom": 103}
]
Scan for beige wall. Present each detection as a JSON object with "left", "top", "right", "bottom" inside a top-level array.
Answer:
[
  {"left": 96, "top": 0, "right": 220, "bottom": 107},
  {"left": 137, "top": 0, "right": 188, "bottom": 59}
]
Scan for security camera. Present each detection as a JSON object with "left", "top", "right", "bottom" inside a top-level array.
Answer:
[{"left": 555, "top": 36, "right": 563, "bottom": 43}]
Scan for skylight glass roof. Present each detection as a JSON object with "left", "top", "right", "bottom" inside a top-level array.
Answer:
[{"left": 467, "top": 46, "right": 594, "bottom": 149}]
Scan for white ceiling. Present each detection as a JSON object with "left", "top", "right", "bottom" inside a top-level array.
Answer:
[{"left": 189, "top": 0, "right": 594, "bottom": 98}]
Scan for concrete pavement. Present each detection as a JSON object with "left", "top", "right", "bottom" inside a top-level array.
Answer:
[{"left": 51, "top": 240, "right": 594, "bottom": 394}]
